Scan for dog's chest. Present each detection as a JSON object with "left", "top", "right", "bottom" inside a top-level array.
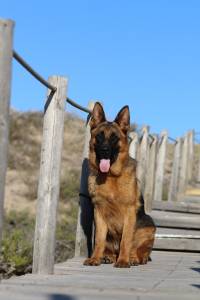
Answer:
[{"left": 88, "top": 172, "right": 135, "bottom": 206}]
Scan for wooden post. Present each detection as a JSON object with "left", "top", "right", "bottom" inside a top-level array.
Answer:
[
  {"left": 145, "top": 135, "right": 158, "bottom": 212},
  {"left": 137, "top": 127, "right": 149, "bottom": 193},
  {"left": 187, "top": 130, "right": 194, "bottom": 183},
  {"left": 75, "top": 102, "right": 95, "bottom": 258},
  {"left": 129, "top": 132, "right": 139, "bottom": 159},
  {"left": 33, "top": 76, "right": 68, "bottom": 274},
  {"left": 0, "top": 19, "right": 14, "bottom": 248},
  {"left": 154, "top": 130, "right": 168, "bottom": 202},
  {"left": 178, "top": 132, "right": 189, "bottom": 197},
  {"left": 168, "top": 138, "right": 182, "bottom": 202},
  {"left": 197, "top": 151, "right": 200, "bottom": 183}
]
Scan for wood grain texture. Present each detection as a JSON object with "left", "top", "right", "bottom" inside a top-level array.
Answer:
[
  {"left": 154, "top": 236, "right": 200, "bottom": 251},
  {"left": 197, "top": 156, "right": 200, "bottom": 183},
  {"left": 178, "top": 132, "right": 189, "bottom": 197},
  {"left": 137, "top": 127, "right": 149, "bottom": 193},
  {"left": 128, "top": 132, "right": 139, "bottom": 159},
  {"left": 154, "top": 131, "right": 168, "bottom": 202},
  {"left": 187, "top": 130, "right": 194, "bottom": 183},
  {"left": 144, "top": 135, "right": 158, "bottom": 212},
  {"left": 0, "top": 19, "right": 14, "bottom": 247},
  {"left": 150, "top": 210, "right": 200, "bottom": 229},
  {"left": 155, "top": 227, "right": 200, "bottom": 251},
  {"left": 168, "top": 138, "right": 182, "bottom": 202},
  {"left": 33, "top": 76, "right": 68, "bottom": 274},
  {"left": 152, "top": 200, "right": 200, "bottom": 213},
  {"left": 156, "top": 226, "right": 200, "bottom": 237}
]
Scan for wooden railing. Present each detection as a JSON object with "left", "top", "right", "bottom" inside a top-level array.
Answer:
[
  {"left": 129, "top": 129, "right": 197, "bottom": 206},
  {"left": 0, "top": 18, "right": 200, "bottom": 275},
  {"left": 130, "top": 129, "right": 198, "bottom": 205}
]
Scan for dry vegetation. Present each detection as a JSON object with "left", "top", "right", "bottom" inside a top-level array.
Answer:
[{"left": 5, "top": 110, "right": 85, "bottom": 213}]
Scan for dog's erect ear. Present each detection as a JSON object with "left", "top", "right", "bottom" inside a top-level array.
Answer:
[
  {"left": 90, "top": 102, "right": 106, "bottom": 129},
  {"left": 114, "top": 105, "right": 130, "bottom": 134}
]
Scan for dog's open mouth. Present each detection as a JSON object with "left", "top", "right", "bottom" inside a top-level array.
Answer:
[{"left": 99, "top": 159, "right": 111, "bottom": 173}]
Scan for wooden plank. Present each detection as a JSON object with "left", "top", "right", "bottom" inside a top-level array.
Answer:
[
  {"left": 155, "top": 225, "right": 200, "bottom": 251},
  {"left": 0, "top": 19, "right": 14, "bottom": 248},
  {"left": 156, "top": 227, "right": 200, "bottom": 237},
  {"left": 154, "top": 237, "right": 200, "bottom": 251},
  {"left": 129, "top": 132, "right": 139, "bottom": 159},
  {"left": 75, "top": 102, "right": 95, "bottom": 258},
  {"left": 183, "top": 195, "right": 200, "bottom": 204},
  {"left": 168, "top": 138, "right": 182, "bottom": 202},
  {"left": 154, "top": 131, "right": 168, "bottom": 202},
  {"left": 152, "top": 200, "right": 200, "bottom": 214},
  {"left": 32, "top": 76, "right": 68, "bottom": 274},
  {"left": 151, "top": 210, "right": 200, "bottom": 229},
  {"left": 145, "top": 135, "right": 158, "bottom": 212}
]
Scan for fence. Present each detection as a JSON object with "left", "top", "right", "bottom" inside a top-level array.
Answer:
[
  {"left": 0, "top": 18, "right": 200, "bottom": 275},
  {"left": 129, "top": 129, "right": 199, "bottom": 207}
]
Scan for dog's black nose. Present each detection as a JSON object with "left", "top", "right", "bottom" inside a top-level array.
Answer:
[{"left": 100, "top": 144, "right": 110, "bottom": 158}]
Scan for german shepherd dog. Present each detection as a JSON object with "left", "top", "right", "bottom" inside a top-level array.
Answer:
[{"left": 83, "top": 103, "right": 156, "bottom": 268}]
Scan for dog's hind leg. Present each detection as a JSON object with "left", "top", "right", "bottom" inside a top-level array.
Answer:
[{"left": 130, "top": 226, "right": 156, "bottom": 265}]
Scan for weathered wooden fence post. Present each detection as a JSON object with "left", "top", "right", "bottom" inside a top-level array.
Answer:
[
  {"left": 154, "top": 130, "right": 168, "bottom": 202},
  {"left": 197, "top": 150, "right": 200, "bottom": 183},
  {"left": 129, "top": 132, "right": 139, "bottom": 159},
  {"left": 75, "top": 102, "right": 95, "bottom": 258},
  {"left": 0, "top": 19, "right": 14, "bottom": 248},
  {"left": 178, "top": 132, "right": 189, "bottom": 197},
  {"left": 168, "top": 138, "right": 182, "bottom": 202},
  {"left": 137, "top": 127, "right": 149, "bottom": 193},
  {"left": 145, "top": 135, "right": 158, "bottom": 212},
  {"left": 187, "top": 130, "right": 194, "bottom": 183},
  {"left": 33, "top": 76, "right": 68, "bottom": 274}
]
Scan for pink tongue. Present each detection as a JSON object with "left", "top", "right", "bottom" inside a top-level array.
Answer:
[{"left": 99, "top": 159, "right": 110, "bottom": 173}]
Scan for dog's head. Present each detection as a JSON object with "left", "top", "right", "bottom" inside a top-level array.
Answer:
[{"left": 89, "top": 102, "right": 130, "bottom": 176}]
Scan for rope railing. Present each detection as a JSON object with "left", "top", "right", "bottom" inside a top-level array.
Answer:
[
  {"left": 66, "top": 97, "right": 91, "bottom": 114},
  {"left": 168, "top": 136, "right": 177, "bottom": 143},
  {"left": 13, "top": 51, "right": 57, "bottom": 92},
  {"left": 13, "top": 50, "right": 91, "bottom": 114}
]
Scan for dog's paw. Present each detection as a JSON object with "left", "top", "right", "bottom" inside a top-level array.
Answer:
[
  {"left": 140, "top": 256, "right": 149, "bottom": 265},
  {"left": 101, "top": 255, "right": 116, "bottom": 264},
  {"left": 114, "top": 259, "right": 130, "bottom": 268},
  {"left": 83, "top": 257, "right": 101, "bottom": 266},
  {"left": 130, "top": 256, "right": 149, "bottom": 265},
  {"left": 130, "top": 257, "right": 140, "bottom": 266}
]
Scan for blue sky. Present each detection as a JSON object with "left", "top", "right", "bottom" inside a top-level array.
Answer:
[{"left": 1, "top": 0, "right": 200, "bottom": 138}]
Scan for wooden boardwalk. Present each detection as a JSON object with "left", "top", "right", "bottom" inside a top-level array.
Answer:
[{"left": 0, "top": 251, "right": 200, "bottom": 300}]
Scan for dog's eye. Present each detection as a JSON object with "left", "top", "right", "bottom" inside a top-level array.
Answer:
[
  {"left": 96, "top": 131, "right": 105, "bottom": 144},
  {"left": 109, "top": 133, "right": 119, "bottom": 144}
]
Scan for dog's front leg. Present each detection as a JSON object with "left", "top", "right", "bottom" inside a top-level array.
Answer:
[
  {"left": 83, "top": 208, "right": 107, "bottom": 266},
  {"left": 114, "top": 206, "right": 136, "bottom": 268}
]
